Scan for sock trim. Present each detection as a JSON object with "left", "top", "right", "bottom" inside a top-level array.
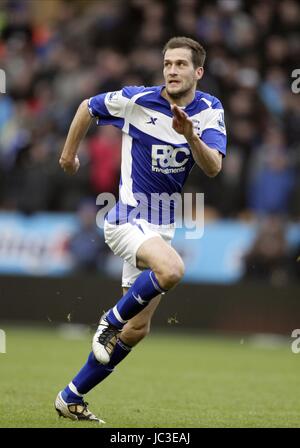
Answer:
[
  {"left": 68, "top": 382, "right": 83, "bottom": 397},
  {"left": 112, "top": 305, "right": 128, "bottom": 325},
  {"left": 117, "top": 338, "right": 132, "bottom": 352},
  {"left": 149, "top": 271, "right": 166, "bottom": 293}
]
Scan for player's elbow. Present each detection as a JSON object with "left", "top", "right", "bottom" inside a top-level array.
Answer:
[
  {"left": 205, "top": 155, "right": 222, "bottom": 178},
  {"left": 205, "top": 165, "right": 221, "bottom": 178}
]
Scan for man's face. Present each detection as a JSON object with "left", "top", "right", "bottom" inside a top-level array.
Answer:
[{"left": 163, "top": 47, "right": 203, "bottom": 99}]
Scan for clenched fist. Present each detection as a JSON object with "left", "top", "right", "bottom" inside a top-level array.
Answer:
[{"left": 59, "top": 155, "right": 80, "bottom": 175}]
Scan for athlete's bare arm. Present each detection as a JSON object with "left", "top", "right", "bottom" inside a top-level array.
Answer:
[
  {"left": 172, "top": 104, "right": 222, "bottom": 177},
  {"left": 59, "top": 99, "right": 93, "bottom": 174}
]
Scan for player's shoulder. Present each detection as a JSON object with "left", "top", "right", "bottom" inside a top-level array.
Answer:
[{"left": 195, "top": 90, "right": 224, "bottom": 111}]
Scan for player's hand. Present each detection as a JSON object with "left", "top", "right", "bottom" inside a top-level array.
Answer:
[
  {"left": 59, "top": 155, "right": 80, "bottom": 175},
  {"left": 171, "top": 104, "right": 195, "bottom": 141}
]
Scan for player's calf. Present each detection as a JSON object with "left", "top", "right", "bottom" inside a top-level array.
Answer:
[
  {"left": 121, "top": 321, "right": 150, "bottom": 346},
  {"left": 121, "top": 295, "right": 161, "bottom": 346}
]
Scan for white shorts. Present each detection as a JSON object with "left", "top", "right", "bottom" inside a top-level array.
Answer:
[{"left": 104, "top": 218, "right": 175, "bottom": 288}]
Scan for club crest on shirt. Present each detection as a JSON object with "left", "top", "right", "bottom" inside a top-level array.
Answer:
[{"left": 108, "top": 91, "right": 118, "bottom": 102}]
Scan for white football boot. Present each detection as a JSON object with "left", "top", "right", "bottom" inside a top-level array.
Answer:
[
  {"left": 92, "top": 314, "right": 120, "bottom": 364},
  {"left": 54, "top": 391, "right": 105, "bottom": 423}
]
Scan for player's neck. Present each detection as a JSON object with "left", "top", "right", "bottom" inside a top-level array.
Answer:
[{"left": 161, "top": 87, "right": 196, "bottom": 107}]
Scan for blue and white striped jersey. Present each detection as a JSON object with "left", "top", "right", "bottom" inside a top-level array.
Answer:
[{"left": 88, "top": 85, "right": 226, "bottom": 225}]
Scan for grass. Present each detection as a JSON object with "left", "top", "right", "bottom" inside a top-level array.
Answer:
[{"left": 0, "top": 325, "right": 299, "bottom": 428}]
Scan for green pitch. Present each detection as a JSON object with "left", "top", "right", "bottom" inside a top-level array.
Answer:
[{"left": 0, "top": 326, "right": 299, "bottom": 428}]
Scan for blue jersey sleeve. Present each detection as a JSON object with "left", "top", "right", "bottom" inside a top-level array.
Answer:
[
  {"left": 87, "top": 86, "right": 146, "bottom": 129},
  {"left": 200, "top": 98, "right": 227, "bottom": 157},
  {"left": 88, "top": 90, "right": 126, "bottom": 129}
]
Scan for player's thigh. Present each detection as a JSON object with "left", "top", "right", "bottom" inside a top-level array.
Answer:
[{"left": 136, "top": 235, "right": 184, "bottom": 276}]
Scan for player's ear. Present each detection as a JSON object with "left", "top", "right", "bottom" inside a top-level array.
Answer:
[{"left": 196, "top": 67, "right": 204, "bottom": 81}]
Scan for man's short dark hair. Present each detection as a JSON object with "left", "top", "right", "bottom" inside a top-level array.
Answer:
[{"left": 163, "top": 36, "right": 206, "bottom": 68}]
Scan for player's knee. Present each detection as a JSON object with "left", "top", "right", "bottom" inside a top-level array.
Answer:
[{"left": 157, "top": 259, "right": 185, "bottom": 290}]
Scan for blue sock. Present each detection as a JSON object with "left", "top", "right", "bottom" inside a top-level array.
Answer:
[
  {"left": 106, "top": 270, "right": 166, "bottom": 329},
  {"left": 61, "top": 338, "right": 132, "bottom": 402}
]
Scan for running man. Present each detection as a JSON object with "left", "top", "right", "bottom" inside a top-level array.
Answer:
[{"left": 55, "top": 36, "right": 226, "bottom": 422}]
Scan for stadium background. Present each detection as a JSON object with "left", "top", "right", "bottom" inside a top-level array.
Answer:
[{"left": 0, "top": 0, "right": 300, "bottom": 428}]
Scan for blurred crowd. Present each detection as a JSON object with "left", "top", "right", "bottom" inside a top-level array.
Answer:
[{"left": 0, "top": 0, "right": 300, "bottom": 280}]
